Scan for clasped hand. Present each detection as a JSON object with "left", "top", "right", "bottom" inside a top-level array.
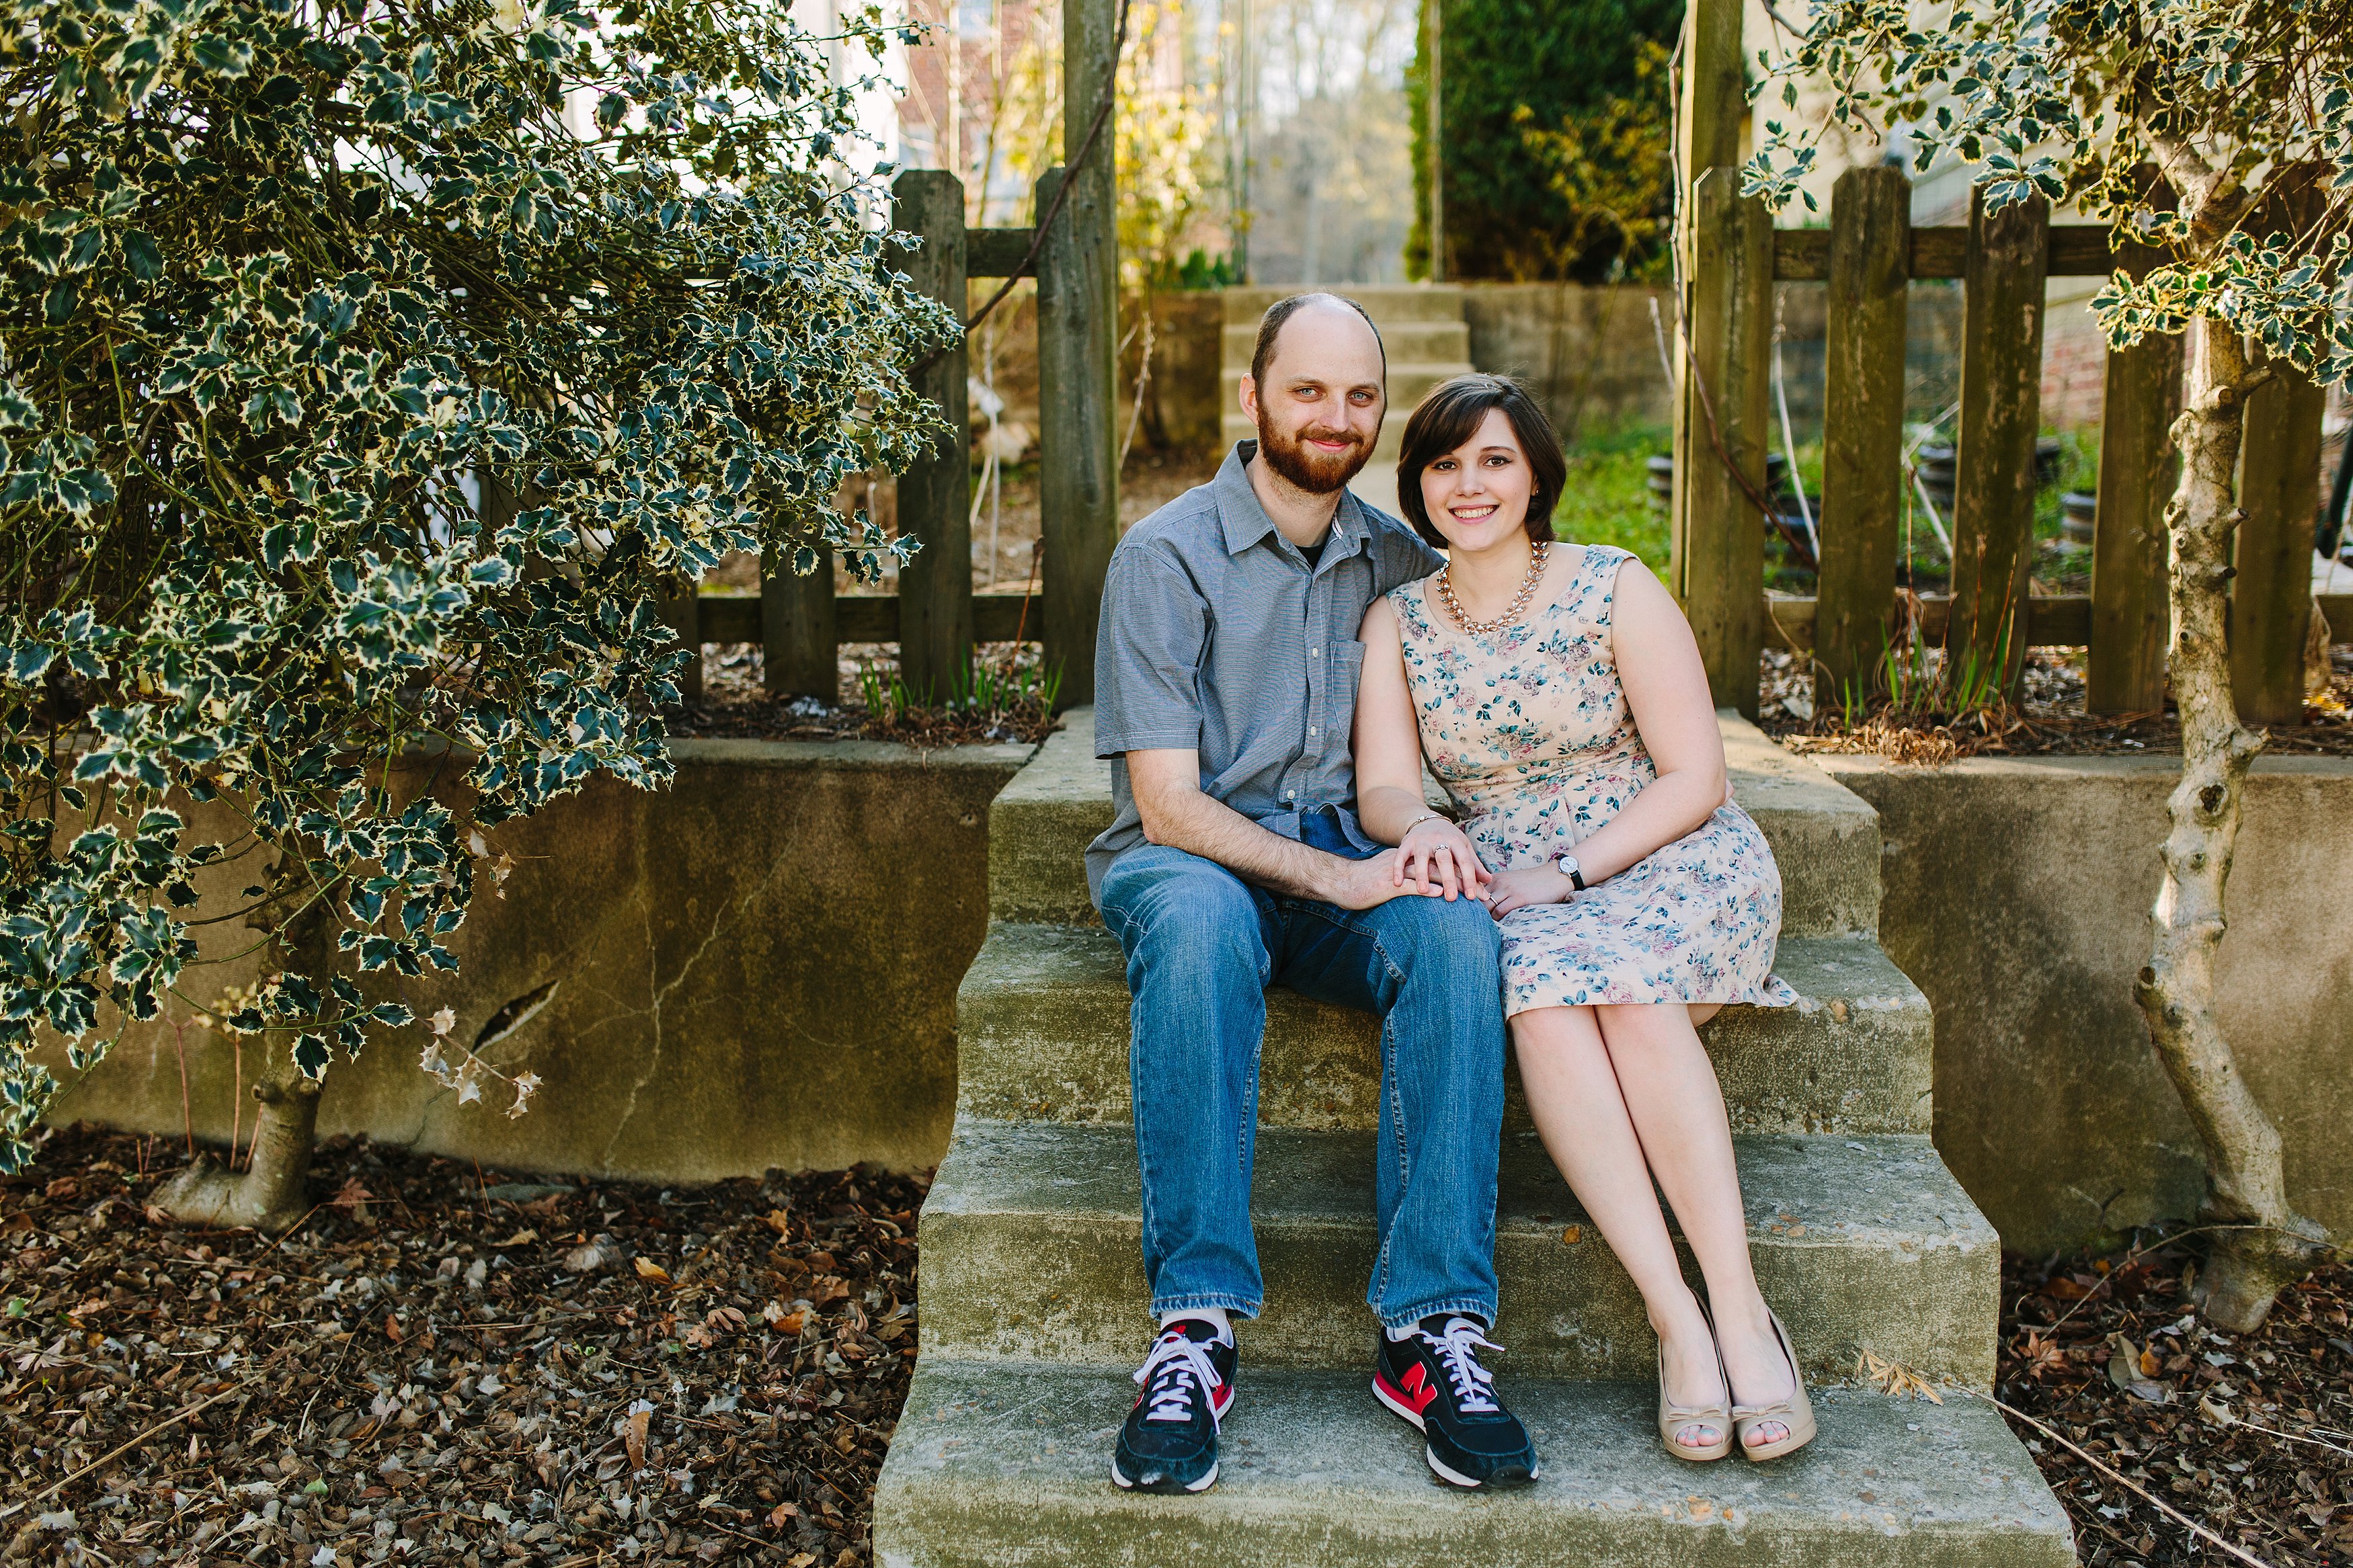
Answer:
[{"left": 1388, "top": 817, "right": 1492, "bottom": 901}]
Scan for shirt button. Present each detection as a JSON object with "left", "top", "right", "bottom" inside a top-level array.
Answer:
[
  {"left": 1310, "top": 647, "right": 1321, "bottom": 657},
  {"left": 1283, "top": 790, "right": 1294, "bottom": 800},
  {"left": 1308, "top": 727, "right": 1319, "bottom": 737}
]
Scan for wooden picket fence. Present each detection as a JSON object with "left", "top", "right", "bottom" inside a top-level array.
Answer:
[
  {"left": 1673, "top": 1, "right": 2343, "bottom": 727},
  {"left": 661, "top": 0, "right": 1125, "bottom": 713}
]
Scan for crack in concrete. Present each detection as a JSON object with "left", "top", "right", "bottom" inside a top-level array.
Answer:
[{"left": 597, "top": 797, "right": 808, "bottom": 1169}]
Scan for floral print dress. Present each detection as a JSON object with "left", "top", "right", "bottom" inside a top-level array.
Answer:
[{"left": 1391, "top": 544, "right": 1797, "bottom": 1016}]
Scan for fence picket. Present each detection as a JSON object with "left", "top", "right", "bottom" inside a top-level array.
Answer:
[
  {"left": 1950, "top": 189, "right": 2049, "bottom": 692},
  {"left": 891, "top": 171, "right": 973, "bottom": 701},
  {"left": 1816, "top": 167, "right": 1911, "bottom": 706},
  {"left": 2233, "top": 364, "right": 2324, "bottom": 723},
  {"left": 1035, "top": 156, "right": 1119, "bottom": 708},
  {"left": 762, "top": 546, "right": 839, "bottom": 702},
  {"left": 2087, "top": 216, "right": 2182, "bottom": 715}
]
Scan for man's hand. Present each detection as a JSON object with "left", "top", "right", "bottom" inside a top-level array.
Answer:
[
  {"left": 1322, "top": 847, "right": 1455, "bottom": 910},
  {"left": 1395, "top": 819, "right": 1492, "bottom": 902}
]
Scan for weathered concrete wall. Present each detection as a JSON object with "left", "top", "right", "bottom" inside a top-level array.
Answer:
[
  {"left": 1817, "top": 753, "right": 2353, "bottom": 1255},
  {"left": 40, "top": 739, "right": 1027, "bottom": 1182},
  {"left": 1461, "top": 283, "right": 1675, "bottom": 442},
  {"left": 1135, "top": 290, "right": 1224, "bottom": 452}
]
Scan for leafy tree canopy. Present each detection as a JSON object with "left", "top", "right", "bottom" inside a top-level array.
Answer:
[
  {"left": 1407, "top": 0, "right": 1680, "bottom": 282},
  {"left": 0, "top": 0, "right": 955, "bottom": 1169}
]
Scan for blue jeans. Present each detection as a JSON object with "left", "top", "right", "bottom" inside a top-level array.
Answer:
[{"left": 1097, "top": 835, "right": 1506, "bottom": 1330}]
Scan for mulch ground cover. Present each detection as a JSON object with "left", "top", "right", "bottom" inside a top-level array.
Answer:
[
  {"left": 1761, "top": 647, "right": 2353, "bottom": 760},
  {"left": 1993, "top": 1241, "right": 2353, "bottom": 1567},
  {"left": 13, "top": 1121, "right": 2353, "bottom": 1568},
  {"left": 1, "top": 1124, "right": 926, "bottom": 1567}
]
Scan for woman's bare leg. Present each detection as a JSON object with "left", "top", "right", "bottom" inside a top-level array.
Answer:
[
  {"left": 1592, "top": 1002, "right": 1793, "bottom": 1448},
  {"left": 1511, "top": 1004, "right": 1726, "bottom": 1450}
]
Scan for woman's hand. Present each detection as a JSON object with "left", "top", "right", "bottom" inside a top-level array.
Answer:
[
  {"left": 1486, "top": 865, "right": 1574, "bottom": 919},
  {"left": 1395, "top": 817, "right": 1492, "bottom": 901}
]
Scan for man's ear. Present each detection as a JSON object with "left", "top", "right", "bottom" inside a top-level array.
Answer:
[{"left": 1238, "top": 373, "right": 1260, "bottom": 424}]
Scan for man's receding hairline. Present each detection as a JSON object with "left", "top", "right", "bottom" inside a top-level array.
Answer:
[{"left": 1250, "top": 292, "right": 1387, "bottom": 388}]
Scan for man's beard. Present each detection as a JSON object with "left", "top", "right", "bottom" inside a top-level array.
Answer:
[{"left": 1255, "top": 415, "right": 1373, "bottom": 495}]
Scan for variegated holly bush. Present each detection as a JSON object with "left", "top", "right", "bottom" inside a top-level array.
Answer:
[{"left": 0, "top": 0, "right": 956, "bottom": 1170}]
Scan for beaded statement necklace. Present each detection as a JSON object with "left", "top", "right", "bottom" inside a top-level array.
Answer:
[{"left": 1435, "top": 538, "right": 1550, "bottom": 636}]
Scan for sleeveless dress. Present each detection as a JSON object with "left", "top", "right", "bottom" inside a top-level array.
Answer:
[{"left": 1390, "top": 544, "right": 1798, "bottom": 1017}]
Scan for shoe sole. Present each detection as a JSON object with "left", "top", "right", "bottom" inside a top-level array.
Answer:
[
  {"left": 1110, "top": 1454, "right": 1220, "bottom": 1493},
  {"left": 1371, "top": 1376, "right": 1540, "bottom": 1490}
]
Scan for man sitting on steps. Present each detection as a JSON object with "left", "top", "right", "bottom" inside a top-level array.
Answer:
[{"left": 1087, "top": 292, "right": 1540, "bottom": 1495}]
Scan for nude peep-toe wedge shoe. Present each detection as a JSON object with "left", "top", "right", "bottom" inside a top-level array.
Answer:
[
  {"left": 1657, "top": 1327, "right": 1733, "bottom": 1462},
  {"left": 1732, "top": 1309, "right": 1817, "bottom": 1462}
]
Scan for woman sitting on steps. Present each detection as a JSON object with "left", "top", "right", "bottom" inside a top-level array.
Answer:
[{"left": 1352, "top": 373, "right": 1817, "bottom": 1462}]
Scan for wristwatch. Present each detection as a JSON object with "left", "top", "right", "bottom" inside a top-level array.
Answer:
[{"left": 1553, "top": 852, "right": 1587, "bottom": 891}]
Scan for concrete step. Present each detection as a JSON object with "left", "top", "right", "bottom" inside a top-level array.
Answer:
[
  {"left": 918, "top": 1120, "right": 1997, "bottom": 1385},
  {"left": 873, "top": 1360, "right": 2074, "bottom": 1568},
  {"left": 959, "top": 923, "right": 1931, "bottom": 1136},
  {"left": 1222, "top": 283, "right": 1471, "bottom": 328},
  {"left": 1223, "top": 319, "right": 1470, "bottom": 369},
  {"left": 990, "top": 711, "right": 1882, "bottom": 942}
]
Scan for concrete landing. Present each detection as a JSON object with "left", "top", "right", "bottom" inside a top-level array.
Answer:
[
  {"left": 874, "top": 1361, "right": 2075, "bottom": 1568},
  {"left": 988, "top": 710, "right": 1884, "bottom": 942},
  {"left": 957, "top": 924, "right": 1933, "bottom": 1137},
  {"left": 918, "top": 1120, "right": 1997, "bottom": 1387}
]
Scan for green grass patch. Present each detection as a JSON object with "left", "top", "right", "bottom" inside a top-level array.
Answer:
[{"left": 1555, "top": 425, "right": 1671, "bottom": 569}]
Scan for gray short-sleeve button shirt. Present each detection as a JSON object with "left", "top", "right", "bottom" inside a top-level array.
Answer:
[{"left": 1086, "top": 440, "right": 1444, "bottom": 905}]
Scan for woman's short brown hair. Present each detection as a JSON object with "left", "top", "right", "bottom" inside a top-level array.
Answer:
[{"left": 1395, "top": 374, "right": 1567, "bottom": 548}]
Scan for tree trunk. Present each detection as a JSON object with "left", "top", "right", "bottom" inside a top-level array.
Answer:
[
  {"left": 151, "top": 858, "right": 331, "bottom": 1232},
  {"left": 2133, "top": 320, "right": 2327, "bottom": 1331},
  {"left": 150, "top": 1065, "right": 321, "bottom": 1231}
]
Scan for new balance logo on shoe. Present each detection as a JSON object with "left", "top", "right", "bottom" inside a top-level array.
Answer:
[{"left": 1372, "top": 1315, "right": 1540, "bottom": 1489}]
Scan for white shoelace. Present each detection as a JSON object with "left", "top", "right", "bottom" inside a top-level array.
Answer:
[
  {"left": 1133, "top": 1330, "right": 1226, "bottom": 1426},
  {"left": 1420, "top": 1317, "right": 1503, "bottom": 1414}
]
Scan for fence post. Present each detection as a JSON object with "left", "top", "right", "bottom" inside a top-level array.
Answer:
[
  {"left": 891, "top": 169, "right": 971, "bottom": 702},
  {"left": 1950, "top": 188, "right": 2048, "bottom": 694},
  {"left": 656, "top": 580, "right": 702, "bottom": 703},
  {"left": 1674, "top": 0, "right": 1743, "bottom": 177},
  {"left": 2233, "top": 368, "right": 2323, "bottom": 723},
  {"left": 2087, "top": 211, "right": 2182, "bottom": 715},
  {"left": 1816, "top": 165, "right": 1911, "bottom": 706},
  {"left": 1673, "top": 170, "right": 1772, "bottom": 717},
  {"left": 762, "top": 544, "right": 838, "bottom": 702},
  {"left": 1036, "top": 159, "right": 1119, "bottom": 709}
]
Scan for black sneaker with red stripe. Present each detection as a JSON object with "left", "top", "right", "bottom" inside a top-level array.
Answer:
[
  {"left": 1111, "top": 1319, "right": 1237, "bottom": 1494},
  {"left": 1372, "top": 1315, "right": 1540, "bottom": 1488}
]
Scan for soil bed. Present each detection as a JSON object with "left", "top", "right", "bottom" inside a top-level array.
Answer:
[
  {"left": 1760, "top": 647, "right": 2353, "bottom": 760},
  {"left": 1992, "top": 1243, "right": 2353, "bottom": 1566},
  {"left": 13, "top": 1125, "right": 2350, "bottom": 1568},
  {"left": 2, "top": 1124, "right": 924, "bottom": 1567}
]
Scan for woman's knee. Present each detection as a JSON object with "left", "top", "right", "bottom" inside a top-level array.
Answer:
[
  {"left": 1593, "top": 1002, "right": 1702, "bottom": 1053},
  {"left": 1509, "top": 1005, "right": 1602, "bottom": 1064}
]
